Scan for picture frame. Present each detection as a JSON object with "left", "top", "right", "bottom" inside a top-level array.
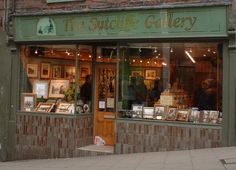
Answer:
[
  {"left": 52, "top": 65, "right": 62, "bottom": 79},
  {"left": 202, "top": 110, "right": 210, "bottom": 123},
  {"left": 40, "top": 63, "right": 51, "bottom": 78},
  {"left": 154, "top": 105, "right": 166, "bottom": 120},
  {"left": 64, "top": 66, "right": 75, "bottom": 79},
  {"left": 132, "top": 104, "right": 143, "bottom": 118},
  {"left": 143, "top": 107, "right": 154, "bottom": 119},
  {"left": 131, "top": 70, "right": 143, "bottom": 77},
  {"left": 33, "top": 80, "right": 49, "bottom": 98},
  {"left": 26, "top": 64, "right": 38, "bottom": 78},
  {"left": 145, "top": 69, "right": 156, "bottom": 80},
  {"left": 49, "top": 79, "right": 70, "bottom": 98},
  {"left": 189, "top": 109, "right": 200, "bottom": 123},
  {"left": 35, "top": 102, "right": 54, "bottom": 112},
  {"left": 165, "top": 106, "right": 177, "bottom": 121},
  {"left": 209, "top": 110, "right": 219, "bottom": 124},
  {"left": 55, "top": 102, "right": 73, "bottom": 114},
  {"left": 176, "top": 109, "right": 190, "bottom": 122},
  {"left": 20, "top": 93, "right": 37, "bottom": 112}
]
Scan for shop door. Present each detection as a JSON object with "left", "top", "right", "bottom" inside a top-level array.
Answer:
[{"left": 94, "top": 64, "right": 116, "bottom": 145}]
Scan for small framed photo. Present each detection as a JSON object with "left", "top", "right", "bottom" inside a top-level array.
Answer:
[
  {"left": 154, "top": 105, "right": 166, "bottom": 120},
  {"left": 145, "top": 69, "right": 156, "bottom": 80},
  {"left": 20, "top": 93, "right": 37, "bottom": 111},
  {"left": 209, "top": 110, "right": 219, "bottom": 123},
  {"left": 189, "top": 109, "right": 200, "bottom": 123},
  {"left": 35, "top": 102, "right": 54, "bottom": 112},
  {"left": 49, "top": 79, "right": 70, "bottom": 98},
  {"left": 164, "top": 106, "right": 177, "bottom": 121},
  {"left": 64, "top": 66, "right": 75, "bottom": 79},
  {"left": 40, "top": 63, "right": 51, "bottom": 79},
  {"left": 132, "top": 104, "right": 143, "bottom": 118},
  {"left": 26, "top": 64, "right": 38, "bottom": 78},
  {"left": 143, "top": 107, "right": 154, "bottom": 119},
  {"left": 55, "top": 102, "right": 73, "bottom": 114},
  {"left": 52, "top": 65, "right": 62, "bottom": 79},
  {"left": 176, "top": 109, "right": 190, "bottom": 122},
  {"left": 202, "top": 110, "right": 211, "bottom": 123},
  {"left": 33, "top": 80, "right": 49, "bottom": 98},
  {"left": 131, "top": 70, "right": 143, "bottom": 77}
]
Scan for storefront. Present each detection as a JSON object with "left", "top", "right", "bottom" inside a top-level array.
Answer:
[{"left": 13, "top": 5, "right": 228, "bottom": 159}]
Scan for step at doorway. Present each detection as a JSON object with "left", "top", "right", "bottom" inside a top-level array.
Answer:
[{"left": 77, "top": 145, "right": 114, "bottom": 156}]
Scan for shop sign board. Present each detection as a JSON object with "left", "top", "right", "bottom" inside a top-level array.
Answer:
[{"left": 14, "top": 6, "right": 227, "bottom": 42}]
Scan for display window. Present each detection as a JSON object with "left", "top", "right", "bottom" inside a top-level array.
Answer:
[
  {"left": 20, "top": 44, "right": 93, "bottom": 114},
  {"left": 118, "top": 42, "right": 222, "bottom": 124}
]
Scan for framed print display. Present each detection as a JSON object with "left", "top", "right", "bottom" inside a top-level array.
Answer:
[
  {"left": 202, "top": 110, "right": 210, "bottom": 123},
  {"left": 40, "top": 63, "right": 51, "bottom": 78},
  {"left": 52, "top": 65, "right": 62, "bottom": 79},
  {"left": 131, "top": 70, "right": 143, "bottom": 77},
  {"left": 33, "top": 80, "right": 49, "bottom": 98},
  {"left": 35, "top": 102, "right": 54, "bottom": 112},
  {"left": 132, "top": 104, "right": 143, "bottom": 118},
  {"left": 20, "top": 93, "right": 37, "bottom": 111},
  {"left": 49, "top": 79, "right": 69, "bottom": 98},
  {"left": 26, "top": 64, "right": 38, "bottom": 78},
  {"left": 209, "top": 110, "right": 219, "bottom": 123},
  {"left": 189, "top": 109, "right": 200, "bottom": 123},
  {"left": 176, "top": 109, "right": 190, "bottom": 122},
  {"left": 143, "top": 107, "right": 154, "bottom": 119},
  {"left": 165, "top": 106, "right": 177, "bottom": 121},
  {"left": 64, "top": 66, "right": 75, "bottom": 79},
  {"left": 154, "top": 105, "right": 166, "bottom": 120},
  {"left": 55, "top": 102, "right": 73, "bottom": 114},
  {"left": 145, "top": 69, "right": 156, "bottom": 80}
]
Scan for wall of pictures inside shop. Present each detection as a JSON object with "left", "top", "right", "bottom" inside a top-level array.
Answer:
[{"left": 20, "top": 45, "right": 92, "bottom": 114}]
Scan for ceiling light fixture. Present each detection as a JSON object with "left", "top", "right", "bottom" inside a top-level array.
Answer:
[{"left": 185, "top": 51, "right": 196, "bottom": 63}]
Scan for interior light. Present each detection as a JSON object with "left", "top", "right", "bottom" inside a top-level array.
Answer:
[
  {"left": 185, "top": 51, "right": 196, "bottom": 63},
  {"left": 140, "top": 60, "right": 143, "bottom": 63},
  {"left": 89, "top": 55, "right": 92, "bottom": 58},
  {"left": 154, "top": 61, "right": 157, "bottom": 64},
  {"left": 189, "top": 48, "right": 192, "bottom": 53},
  {"left": 98, "top": 56, "right": 101, "bottom": 59},
  {"left": 154, "top": 48, "right": 157, "bottom": 53},
  {"left": 213, "top": 51, "right": 216, "bottom": 54},
  {"left": 207, "top": 48, "right": 211, "bottom": 52},
  {"left": 156, "top": 56, "right": 159, "bottom": 59},
  {"left": 162, "top": 62, "right": 167, "bottom": 66},
  {"left": 132, "top": 59, "right": 136, "bottom": 62},
  {"left": 203, "top": 54, "right": 206, "bottom": 57},
  {"left": 170, "top": 48, "right": 173, "bottom": 53},
  {"left": 34, "top": 48, "right": 38, "bottom": 54},
  {"left": 147, "top": 61, "right": 150, "bottom": 64}
]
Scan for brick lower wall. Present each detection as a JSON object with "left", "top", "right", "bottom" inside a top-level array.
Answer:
[
  {"left": 15, "top": 113, "right": 94, "bottom": 160},
  {"left": 115, "top": 120, "right": 222, "bottom": 154}
]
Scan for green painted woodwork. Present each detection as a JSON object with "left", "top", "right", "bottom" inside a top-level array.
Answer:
[{"left": 14, "top": 6, "right": 227, "bottom": 42}]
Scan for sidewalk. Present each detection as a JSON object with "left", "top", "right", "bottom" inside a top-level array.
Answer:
[{"left": 0, "top": 147, "right": 236, "bottom": 170}]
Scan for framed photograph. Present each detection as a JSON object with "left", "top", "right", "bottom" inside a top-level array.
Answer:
[
  {"left": 33, "top": 80, "right": 49, "bottom": 98},
  {"left": 20, "top": 93, "right": 37, "bottom": 112},
  {"left": 209, "top": 110, "right": 219, "bottom": 123},
  {"left": 143, "top": 107, "right": 154, "bottom": 119},
  {"left": 52, "top": 65, "right": 62, "bottom": 79},
  {"left": 80, "top": 67, "right": 89, "bottom": 78},
  {"left": 35, "top": 102, "right": 54, "bottom": 112},
  {"left": 189, "top": 109, "right": 200, "bottom": 123},
  {"left": 132, "top": 104, "right": 143, "bottom": 118},
  {"left": 55, "top": 102, "right": 73, "bottom": 114},
  {"left": 165, "top": 106, "right": 177, "bottom": 121},
  {"left": 40, "top": 63, "right": 51, "bottom": 78},
  {"left": 145, "top": 69, "right": 156, "bottom": 80},
  {"left": 26, "top": 64, "right": 38, "bottom": 78},
  {"left": 131, "top": 70, "right": 143, "bottom": 77},
  {"left": 154, "top": 105, "right": 166, "bottom": 120},
  {"left": 202, "top": 110, "right": 210, "bottom": 123},
  {"left": 64, "top": 66, "right": 75, "bottom": 79},
  {"left": 49, "top": 79, "right": 70, "bottom": 98},
  {"left": 176, "top": 109, "right": 190, "bottom": 122}
]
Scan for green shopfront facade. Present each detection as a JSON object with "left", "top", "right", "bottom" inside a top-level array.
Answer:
[{"left": 10, "top": 5, "right": 234, "bottom": 160}]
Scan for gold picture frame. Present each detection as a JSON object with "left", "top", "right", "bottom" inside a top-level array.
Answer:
[
  {"left": 131, "top": 70, "right": 143, "bottom": 77},
  {"left": 49, "top": 79, "right": 70, "bottom": 98},
  {"left": 52, "top": 65, "right": 62, "bottom": 79},
  {"left": 176, "top": 109, "right": 190, "bottom": 122},
  {"left": 32, "top": 80, "right": 49, "bottom": 98},
  {"left": 35, "top": 102, "right": 54, "bottom": 112},
  {"left": 145, "top": 69, "right": 156, "bottom": 80},
  {"left": 154, "top": 105, "right": 166, "bottom": 120},
  {"left": 40, "top": 63, "right": 51, "bottom": 79},
  {"left": 20, "top": 93, "right": 37, "bottom": 112},
  {"left": 26, "top": 64, "right": 38, "bottom": 78},
  {"left": 55, "top": 102, "right": 73, "bottom": 114},
  {"left": 164, "top": 106, "right": 177, "bottom": 121},
  {"left": 64, "top": 66, "right": 75, "bottom": 79}
]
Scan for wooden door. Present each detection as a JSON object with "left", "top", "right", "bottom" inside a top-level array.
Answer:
[{"left": 94, "top": 64, "right": 116, "bottom": 145}]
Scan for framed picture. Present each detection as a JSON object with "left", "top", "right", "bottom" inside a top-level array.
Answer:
[
  {"left": 80, "top": 67, "right": 89, "bottom": 78},
  {"left": 209, "top": 110, "right": 219, "bottom": 123},
  {"left": 165, "top": 106, "right": 177, "bottom": 121},
  {"left": 26, "top": 64, "right": 38, "bottom": 78},
  {"left": 55, "top": 102, "right": 73, "bottom": 114},
  {"left": 33, "top": 80, "right": 49, "bottom": 98},
  {"left": 202, "top": 110, "right": 210, "bottom": 123},
  {"left": 64, "top": 66, "right": 75, "bottom": 79},
  {"left": 35, "top": 102, "right": 54, "bottom": 112},
  {"left": 143, "top": 107, "right": 154, "bottom": 119},
  {"left": 49, "top": 79, "right": 70, "bottom": 98},
  {"left": 132, "top": 104, "right": 143, "bottom": 118},
  {"left": 40, "top": 63, "right": 51, "bottom": 78},
  {"left": 20, "top": 93, "right": 37, "bottom": 111},
  {"left": 145, "top": 69, "right": 156, "bottom": 80},
  {"left": 154, "top": 105, "right": 166, "bottom": 120},
  {"left": 131, "top": 70, "right": 143, "bottom": 77},
  {"left": 189, "top": 109, "right": 200, "bottom": 123},
  {"left": 52, "top": 65, "right": 62, "bottom": 79},
  {"left": 176, "top": 109, "right": 190, "bottom": 122}
]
